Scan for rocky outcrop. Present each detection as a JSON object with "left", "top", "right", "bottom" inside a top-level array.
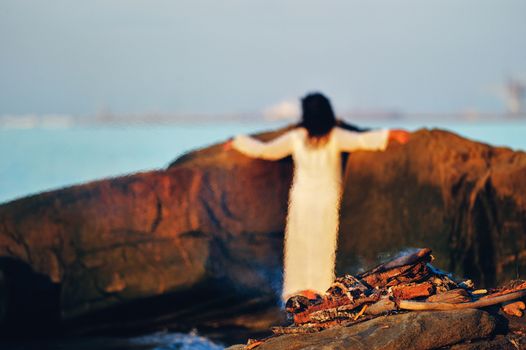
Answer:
[
  {"left": 227, "top": 308, "right": 526, "bottom": 350},
  {"left": 227, "top": 309, "right": 498, "bottom": 350},
  {"left": 0, "top": 126, "right": 525, "bottom": 339},
  {"left": 337, "top": 129, "right": 526, "bottom": 287}
]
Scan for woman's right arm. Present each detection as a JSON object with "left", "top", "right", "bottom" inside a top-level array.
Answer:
[{"left": 230, "top": 131, "right": 294, "bottom": 160}]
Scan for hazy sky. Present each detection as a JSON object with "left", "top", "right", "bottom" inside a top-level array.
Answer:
[{"left": 1, "top": 0, "right": 525, "bottom": 116}]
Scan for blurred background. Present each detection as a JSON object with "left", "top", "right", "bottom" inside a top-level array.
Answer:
[{"left": 1, "top": 0, "right": 525, "bottom": 202}]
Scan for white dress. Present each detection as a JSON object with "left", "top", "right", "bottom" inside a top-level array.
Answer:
[{"left": 233, "top": 126, "right": 389, "bottom": 300}]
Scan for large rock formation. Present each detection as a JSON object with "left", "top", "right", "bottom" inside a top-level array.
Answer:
[
  {"left": 227, "top": 309, "right": 498, "bottom": 350},
  {"left": 338, "top": 129, "right": 526, "bottom": 287},
  {"left": 0, "top": 126, "right": 525, "bottom": 340}
]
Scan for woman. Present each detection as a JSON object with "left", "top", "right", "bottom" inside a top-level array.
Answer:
[{"left": 226, "top": 93, "right": 409, "bottom": 301}]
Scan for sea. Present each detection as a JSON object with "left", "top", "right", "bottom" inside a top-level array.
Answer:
[
  {"left": 0, "top": 119, "right": 525, "bottom": 349},
  {"left": 1, "top": 119, "right": 525, "bottom": 205}
]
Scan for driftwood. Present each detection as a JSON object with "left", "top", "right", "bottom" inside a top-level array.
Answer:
[
  {"left": 243, "top": 248, "right": 526, "bottom": 349},
  {"left": 358, "top": 249, "right": 432, "bottom": 287},
  {"left": 426, "top": 288, "right": 471, "bottom": 303},
  {"left": 399, "top": 289, "right": 526, "bottom": 311},
  {"left": 294, "top": 294, "right": 380, "bottom": 325},
  {"left": 365, "top": 297, "right": 396, "bottom": 315},
  {"left": 392, "top": 281, "right": 434, "bottom": 301},
  {"left": 359, "top": 248, "right": 433, "bottom": 277}
]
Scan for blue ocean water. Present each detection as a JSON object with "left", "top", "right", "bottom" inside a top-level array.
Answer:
[
  {"left": 0, "top": 122, "right": 280, "bottom": 204},
  {"left": 0, "top": 120, "right": 525, "bottom": 205}
]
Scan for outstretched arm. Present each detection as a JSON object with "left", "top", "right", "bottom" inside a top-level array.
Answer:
[
  {"left": 335, "top": 128, "right": 410, "bottom": 152},
  {"left": 228, "top": 131, "right": 293, "bottom": 160},
  {"left": 335, "top": 128, "right": 390, "bottom": 152}
]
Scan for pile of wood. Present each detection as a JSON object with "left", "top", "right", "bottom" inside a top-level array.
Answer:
[{"left": 245, "top": 248, "right": 526, "bottom": 348}]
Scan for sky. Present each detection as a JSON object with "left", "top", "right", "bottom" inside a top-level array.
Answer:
[{"left": 1, "top": 0, "right": 525, "bottom": 117}]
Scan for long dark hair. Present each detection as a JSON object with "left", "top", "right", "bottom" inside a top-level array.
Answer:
[{"left": 299, "top": 92, "right": 336, "bottom": 140}]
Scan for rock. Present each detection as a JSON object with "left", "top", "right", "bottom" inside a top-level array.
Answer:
[
  {"left": 227, "top": 309, "right": 497, "bottom": 350},
  {"left": 0, "top": 128, "right": 293, "bottom": 335},
  {"left": 225, "top": 345, "right": 246, "bottom": 350},
  {"left": 449, "top": 335, "right": 518, "bottom": 350},
  {"left": 0, "top": 270, "right": 6, "bottom": 324},
  {"left": 337, "top": 129, "right": 526, "bottom": 288},
  {"left": 0, "top": 126, "right": 525, "bottom": 337}
]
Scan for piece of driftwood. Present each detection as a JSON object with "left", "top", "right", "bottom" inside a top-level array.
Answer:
[
  {"left": 399, "top": 289, "right": 526, "bottom": 311},
  {"left": 392, "top": 281, "right": 434, "bottom": 301},
  {"left": 293, "top": 294, "right": 380, "bottom": 324},
  {"left": 365, "top": 297, "right": 397, "bottom": 315},
  {"left": 426, "top": 288, "right": 471, "bottom": 303},
  {"left": 325, "top": 275, "right": 369, "bottom": 301},
  {"left": 480, "top": 280, "right": 526, "bottom": 299},
  {"left": 429, "top": 274, "right": 460, "bottom": 294},
  {"left": 359, "top": 248, "right": 432, "bottom": 277},
  {"left": 359, "top": 260, "right": 432, "bottom": 288},
  {"left": 364, "top": 288, "right": 492, "bottom": 315},
  {"left": 358, "top": 248, "right": 432, "bottom": 287},
  {"left": 243, "top": 249, "right": 526, "bottom": 349}
]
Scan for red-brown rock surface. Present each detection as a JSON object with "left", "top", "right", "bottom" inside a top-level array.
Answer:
[{"left": 0, "top": 126, "right": 524, "bottom": 338}]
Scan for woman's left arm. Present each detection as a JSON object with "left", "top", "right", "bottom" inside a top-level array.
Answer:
[
  {"left": 335, "top": 128, "right": 410, "bottom": 152},
  {"left": 335, "top": 128, "right": 390, "bottom": 152},
  {"left": 229, "top": 131, "right": 294, "bottom": 160}
]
